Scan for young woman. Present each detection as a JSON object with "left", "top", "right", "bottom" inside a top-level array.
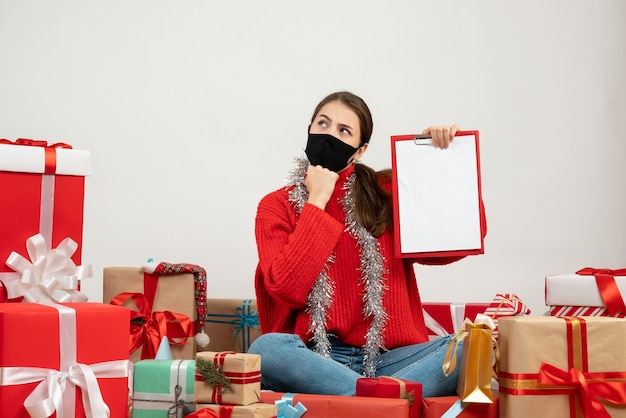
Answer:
[{"left": 248, "top": 91, "right": 486, "bottom": 397}]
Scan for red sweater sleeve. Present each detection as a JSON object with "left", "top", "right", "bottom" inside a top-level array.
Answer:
[{"left": 255, "top": 189, "right": 344, "bottom": 308}]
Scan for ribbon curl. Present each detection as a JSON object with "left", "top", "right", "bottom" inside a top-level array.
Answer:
[
  {"left": 538, "top": 362, "right": 626, "bottom": 418},
  {"left": 4, "top": 233, "right": 91, "bottom": 303},
  {"left": 110, "top": 292, "right": 193, "bottom": 359}
]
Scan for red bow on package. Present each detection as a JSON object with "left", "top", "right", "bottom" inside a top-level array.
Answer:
[
  {"left": 539, "top": 362, "right": 626, "bottom": 418},
  {"left": 576, "top": 267, "right": 626, "bottom": 316},
  {"left": 110, "top": 292, "right": 193, "bottom": 359}
]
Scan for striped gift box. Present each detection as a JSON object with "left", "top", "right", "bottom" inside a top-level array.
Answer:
[
  {"left": 549, "top": 305, "right": 626, "bottom": 318},
  {"left": 482, "top": 293, "right": 531, "bottom": 339}
]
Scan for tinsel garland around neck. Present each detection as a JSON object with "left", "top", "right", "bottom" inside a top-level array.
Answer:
[{"left": 286, "top": 158, "right": 388, "bottom": 377}]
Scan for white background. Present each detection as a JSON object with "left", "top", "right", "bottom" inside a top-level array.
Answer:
[{"left": 1, "top": 1, "right": 624, "bottom": 316}]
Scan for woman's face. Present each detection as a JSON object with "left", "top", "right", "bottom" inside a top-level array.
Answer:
[{"left": 310, "top": 100, "right": 365, "bottom": 152}]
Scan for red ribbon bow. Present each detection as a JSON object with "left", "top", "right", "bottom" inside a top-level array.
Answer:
[
  {"left": 0, "top": 137, "right": 73, "bottom": 174},
  {"left": 539, "top": 362, "right": 626, "bottom": 418},
  {"left": 110, "top": 292, "right": 193, "bottom": 359},
  {"left": 576, "top": 267, "right": 626, "bottom": 316}
]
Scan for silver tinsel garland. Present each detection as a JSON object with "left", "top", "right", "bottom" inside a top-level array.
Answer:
[{"left": 286, "top": 158, "right": 388, "bottom": 377}]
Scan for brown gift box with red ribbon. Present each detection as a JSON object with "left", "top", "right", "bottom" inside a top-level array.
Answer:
[
  {"left": 498, "top": 316, "right": 626, "bottom": 418},
  {"left": 103, "top": 266, "right": 197, "bottom": 362},
  {"left": 546, "top": 267, "right": 626, "bottom": 318},
  {"left": 356, "top": 376, "right": 421, "bottom": 418},
  {"left": 194, "top": 351, "right": 261, "bottom": 406},
  {"left": 0, "top": 138, "right": 90, "bottom": 300}
]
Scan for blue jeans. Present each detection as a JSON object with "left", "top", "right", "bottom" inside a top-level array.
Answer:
[{"left": 247, "top": 333, "right": 461, "bottom": 398}]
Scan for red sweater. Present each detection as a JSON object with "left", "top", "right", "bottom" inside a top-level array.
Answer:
[{"left": 254, "top": 164, "right": 482, "bottom": 349}]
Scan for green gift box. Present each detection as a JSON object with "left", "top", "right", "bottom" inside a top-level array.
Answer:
[{"left": 132, "top": 359, "right": 196, "bottom": 418}]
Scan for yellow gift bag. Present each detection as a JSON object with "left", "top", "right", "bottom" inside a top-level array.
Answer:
[{"left": 443, "top": 314, "right": 495, "bottom": 403}]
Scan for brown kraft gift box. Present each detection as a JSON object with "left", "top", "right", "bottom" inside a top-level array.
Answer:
[
  {"left": 498, "top": 316, "right": 626, "bottom": 417},
  {"left": 103, "top": 266, "right": 196, "bottom": 362},
  {"left": 202, "top": 298, "right": 261, "bottom": 353}
]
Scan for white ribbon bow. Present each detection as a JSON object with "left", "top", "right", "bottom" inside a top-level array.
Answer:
[{"left": 4, "top": 234, "right": 91, "bottom": 303}]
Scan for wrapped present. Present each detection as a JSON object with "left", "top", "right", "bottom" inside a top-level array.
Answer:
[
  {"left": 422, "top": 302, "right": 490, "bottom": 340},
  {"left": 422, "top": 395, "right": 499, "bottom": 418},
  {"left": 0, "top": 138, "right": 90, "bottom": 295},
  {"left": 0, "top": 302, "right": 131, "bottom": 418},
  {"left": 356, "top": 376, "right": 422, "bottom": 418},
  {"left": 104, "top": 263, "right": 207, "bottom": 361},
  {"left": 498, "top": 316, "right": 626, "bottom": 417},
  {"left": 195, "top": 403, "right": 277, "bottom": 418},
  {"left": 203, "top": 299, "right": 261, "bottom": 353},
  {"left": 132, "top": 359, "right": 196, "bottom": 418},
  {"left": 482, "top": 293, "right": 531, "bottom": 339},
  {"left": 260, "top": 392, "right": 409, "bottom": 418},
  {"left": 194, "top": 351, "right": 261, "bottom": 406},
  {"left": 545, "top": 267, "right": 626, "bottom": 317}
]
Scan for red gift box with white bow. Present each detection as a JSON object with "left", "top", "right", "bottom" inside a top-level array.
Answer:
[
  {"left": 0, "top": 302, "right": 131, "bottom": 417},
  {"left": 0, "top": 139, "right": 90, "bottom": 298}
]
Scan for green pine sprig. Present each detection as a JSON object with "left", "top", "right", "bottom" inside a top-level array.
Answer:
[
  {"left": 403, "top": 389, "right": 415, "bottom": 406},
  {"left": 195, "top": 357, "right": 233, "bottom": 393}
]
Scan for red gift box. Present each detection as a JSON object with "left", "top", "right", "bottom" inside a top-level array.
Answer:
[
  {"left": 422, "top": 395, "right": 499, "bottom": 417},
  {"left": 260, "top": 391, "right": 409, "bottom": 418},
  {"left": 0, "top": 139, "right": 90, "bottom": 292},
  {"left": 0, "top": 302, "right": 131, "bottom": 417},
  {"left": 422, "top": 303, "right": 490, "bottom": 340},
  {"left": 356, "top": 376, "right": 422, "bottom": 418}
]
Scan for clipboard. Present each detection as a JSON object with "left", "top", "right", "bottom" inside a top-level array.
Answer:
[{"left": 391, "top": 130, "right": 485, "bottom": 258}]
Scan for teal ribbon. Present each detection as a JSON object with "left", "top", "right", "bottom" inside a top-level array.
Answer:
[
  {"left": 204, "top": 300, "right": 259, "bottom": 351},
  {"left": 441, "top": 399, "right": 465, "bottom": 417},
  {"left": 275, "top": 393, "right": 307, "bottom": 418}
]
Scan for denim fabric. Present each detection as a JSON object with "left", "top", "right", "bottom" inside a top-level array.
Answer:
[{"left": 247, "top": 332, "right": 461, "bottom": 397}]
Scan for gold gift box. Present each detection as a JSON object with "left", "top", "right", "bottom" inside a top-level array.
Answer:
[
  {"left": 498, "top": 316, "right": 626, "bottom": 417},
  {"left": 195, "top": 403, "right": 276, "bottom": 418},
  {"left": 103, "top": 266, "right": 197, "bottom": 362},
  {"left": 194, "top": 351, "right": 261, "bottom": 406},
  {"left": 202, "top": 298, "right": 261, "bottom": 353}
]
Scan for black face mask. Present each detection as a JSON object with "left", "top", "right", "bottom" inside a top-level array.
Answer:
[{"left": 305, "top": 133, "right": 359, "bottom": 173}]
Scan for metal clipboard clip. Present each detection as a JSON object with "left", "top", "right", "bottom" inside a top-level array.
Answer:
[{"left": 413, "top": 134, "right": 433, "bottom": 146}]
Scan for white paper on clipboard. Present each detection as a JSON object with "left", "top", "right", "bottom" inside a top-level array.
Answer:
[{"left": 394, "top": 134, "right": 482, "bottom": 254}]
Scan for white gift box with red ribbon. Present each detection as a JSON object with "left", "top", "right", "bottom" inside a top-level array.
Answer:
[{"left": 546, "top": 267, "right": 626, "bottom": 318}]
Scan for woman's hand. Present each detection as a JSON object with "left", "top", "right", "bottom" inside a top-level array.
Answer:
[
  {"left": 305, "top": 164, "right": 339, "bottom": 210},
  {"left": 422, "top": 124, "right": 460, "bottom": 149}
]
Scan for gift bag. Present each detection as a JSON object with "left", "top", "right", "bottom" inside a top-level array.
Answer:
[{"left": 443, "top": 314, "right": 495, "bottom": 404}]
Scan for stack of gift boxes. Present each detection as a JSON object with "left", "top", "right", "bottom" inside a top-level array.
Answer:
[{"left": 3, "top": 138, "right": 626, "bottom": 417}]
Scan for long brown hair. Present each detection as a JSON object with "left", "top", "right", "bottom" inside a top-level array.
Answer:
[{"left": 311, "top": 92, "right": 392, "bottom": 237}]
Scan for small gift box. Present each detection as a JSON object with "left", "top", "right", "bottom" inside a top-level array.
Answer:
[
  {"left": 422, "top": 395, "right": 499, "bottom": 418},
  {"left": 104, "top": 263, "right": 206, "bottom": 361},
  {"left": 194, "top": 351, "right": 261, "bottom": 406},
  {"left": 132, "top": 359, "right": 196, "bottom": 418},
  {"left": 356, "top": 376, "right": 421, "bottom": 418},
  {"left": 260, "top": 392, "right": 409, "bottom": 418},
  {"left": 203, "top": 298, "right": 261, "bottom": 353},
  {"left": 0, "top": 138, "right": 90, "bottom": 293},
  {"left": 0, "top": 302, "right": 131, "bottom": 418},
  {"left": 545, "top": 267, "right": 626, "bottom": 317},
  {"left": 422, "top": 302, "right": 490, "bottom": 340},
  {"left": 195, "top": 403, "right": 277, "bottom": 418},
  {"left": 482, "top": 293, "right": 531, "bottom": 339},
  {"left": 498, "top": 316, "right": 626, "bottom": 417}
]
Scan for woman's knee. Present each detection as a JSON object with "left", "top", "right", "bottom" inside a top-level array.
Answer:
[{"left": 248, "top": 332, "right": 304, "bottom": 355}]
